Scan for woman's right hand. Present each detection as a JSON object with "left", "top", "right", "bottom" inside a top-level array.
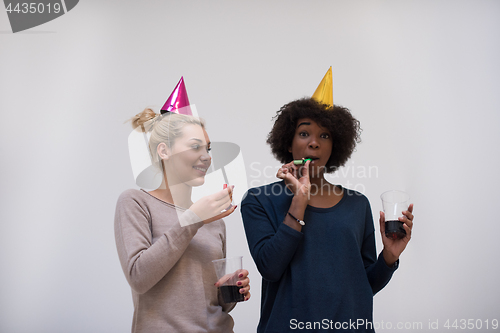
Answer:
[
  {"left": 276, "top": 160, "right": 311, "bottom": 200},
  {"left": 215, "top": 269, "right": 251, "bottom": 302},
  {"left": 189, "top": 186, "right": 236, "bottom": 224}
]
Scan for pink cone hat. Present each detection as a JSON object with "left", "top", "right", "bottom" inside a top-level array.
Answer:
[{"left": 160, "top": 76, "right": 193, "bottom": 115}]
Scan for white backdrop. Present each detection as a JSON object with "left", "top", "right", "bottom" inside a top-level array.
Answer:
[{"left": 1, "top": 1, "right": 499, "bottom": 332}]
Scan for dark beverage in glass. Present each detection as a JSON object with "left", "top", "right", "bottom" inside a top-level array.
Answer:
[
  {"left": 385, "top": 220, "right": 406, "bottom": 240},
  {"left": 381, "top": 191, "right": 410, "bottom": 240},
  {"left": 220, "top": 285, "right": 244, "bottom": 303}
]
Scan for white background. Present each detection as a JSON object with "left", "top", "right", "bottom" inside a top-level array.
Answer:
[{"left": 1, "top": 1, "right": 499, "bottom": 332}]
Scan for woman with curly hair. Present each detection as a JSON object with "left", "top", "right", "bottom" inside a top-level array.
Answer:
[{"left": 241, "top": 97, "right": 413, "bottom": 332}]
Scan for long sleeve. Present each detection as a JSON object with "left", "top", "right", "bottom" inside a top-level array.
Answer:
[
  {"left": 114, "top": 190, "right": 203, "bottom": 294},
  {"left": 114, "top": 189, "right": 234, "bottom": 333},
  {"left": 241, "top": 186, "right": 303, "bottom": 282},
  {"left": 241, "top": 184, "right": 400, "bottom": 332}
]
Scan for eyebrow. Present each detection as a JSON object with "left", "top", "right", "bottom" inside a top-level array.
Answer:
[
  {"left": 189, "top": 138, "right": 211, "bottom": 146},
  {"left": 297, "top": 122, "right": 311, "bottom": 128}
]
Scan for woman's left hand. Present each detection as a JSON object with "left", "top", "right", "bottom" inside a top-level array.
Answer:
[
  {"left": 215, "top": 269, "right": 251, "bottom": 301},
  {"left": 380, "top": 204, "right": 414, "bottom": 266}
]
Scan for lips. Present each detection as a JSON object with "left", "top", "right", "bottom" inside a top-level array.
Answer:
[{"left": 193, "top": 165, "right": 208, "bottom": 173}]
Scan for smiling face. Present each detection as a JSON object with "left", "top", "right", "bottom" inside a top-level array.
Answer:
[
  {"left": 161, "top": 124, "right": 212, "bottom": 187},
  {"left": 288, "top": 118, "right": 333, "bottom": 177}
]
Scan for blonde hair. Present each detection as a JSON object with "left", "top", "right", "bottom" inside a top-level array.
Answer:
[{"left": 131, "top": 108, "right": 205, "bottom": 170}]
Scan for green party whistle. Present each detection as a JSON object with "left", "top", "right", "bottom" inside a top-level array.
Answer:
[{"left": 293, "top": 158, "right": 312, "bottom": 165}]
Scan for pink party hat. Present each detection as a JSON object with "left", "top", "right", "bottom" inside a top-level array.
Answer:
[{"left": 160, "top": 76, "right": 193, "bottom": 115}]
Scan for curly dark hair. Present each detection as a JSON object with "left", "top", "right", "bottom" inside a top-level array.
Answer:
[{"left": 266, "top": 98, "right": 361, "bottom": 173}]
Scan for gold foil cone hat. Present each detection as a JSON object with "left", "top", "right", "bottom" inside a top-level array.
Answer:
[{"left": 312, "top": 67, "right": 333, "bottom": 107}]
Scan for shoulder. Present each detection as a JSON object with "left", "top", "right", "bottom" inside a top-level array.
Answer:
[
  {"left": 114, "top": 189, "right": 154, "bottom": 224},
  {"left": 242, "top": 181, "right": 291, "bottom": 204},
  {"left": 341, "top": 187, "right": 371, "bottom": 207},
  {"left": 115, "top": 189, "right": 155, "bottom": 213},
  {"left": 117, "top": 188, "right": 147, "bottom": 204},
  {"left": 241, "top": 181, "right": 294, "bottom": 222}
]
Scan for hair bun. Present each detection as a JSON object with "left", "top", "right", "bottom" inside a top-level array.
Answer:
[{"left": 131, "top": 108, "right": 158, "bottom": 130}]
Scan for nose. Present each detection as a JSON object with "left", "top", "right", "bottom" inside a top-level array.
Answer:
[
  {"left": 308, "top": 137, "right": 319, "bottom": 149},
  {"left": 200, "top": 149, "right": 211, "bottom": 163}
]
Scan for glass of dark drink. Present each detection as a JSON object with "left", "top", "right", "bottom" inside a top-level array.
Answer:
[
  {"left": 212, "top": 256, "right": 245, "bottom": 303},
  {"left": 380, "top": 190, "right": 410, "bottom": 240}
]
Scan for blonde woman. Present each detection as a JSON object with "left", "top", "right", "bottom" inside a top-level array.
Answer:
[{"left": 115, "top": 109, "right": 250, "bottom": 333}]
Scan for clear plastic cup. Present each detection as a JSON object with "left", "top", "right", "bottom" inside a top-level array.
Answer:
[
  {"left": 380, "top": 190, "right": 409, "bottom": 240},
  {"left": 212, "top": 256, "right": 244, "bottom": 303}
]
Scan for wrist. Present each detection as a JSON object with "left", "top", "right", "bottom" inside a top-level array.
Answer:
[
  {"left": 382, "top": 248, "right": 399, "bottom": 267},
  {"left": 287, "top": 211, "right": 305, "bottom": 226},
  {"left": 291, "top": 194, "right": 308, "bottom": 209}
]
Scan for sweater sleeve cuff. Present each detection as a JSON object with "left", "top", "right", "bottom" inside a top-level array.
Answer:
[
  {"left": 178, "top": 209, "right": 203, "bottom": 227},
  {"left": 379, "top": 252, "right": 399, "bottom": 271}
]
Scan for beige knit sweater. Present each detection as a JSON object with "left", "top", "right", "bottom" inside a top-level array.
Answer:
[{"left": 114, "top": 189, "right": 235, "bottom": 333}]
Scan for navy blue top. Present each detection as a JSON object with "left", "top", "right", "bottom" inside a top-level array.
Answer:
[{"left": 241, "top": 181, "right": 398, "bottom": 332}]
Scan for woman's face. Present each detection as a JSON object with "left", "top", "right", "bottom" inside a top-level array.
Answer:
[
  {"left": 288, "top": 118, "right": 332, "bottom": 176},
  {"left": 163, "top": 124, "right": 211, "bottom": 187}
]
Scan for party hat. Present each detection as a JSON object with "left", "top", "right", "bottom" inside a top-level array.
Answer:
[
  {"left": 312, "top": 67, "right": 333, "bottom": 107},
  {"left": 161, "top": 76, "right": 193, "bottom": 115}
]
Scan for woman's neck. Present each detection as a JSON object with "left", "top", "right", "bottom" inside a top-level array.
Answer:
[
  {"left": 149, "top": 179, "right": 193, "bottom": 209},
  {"left": 309, "top": 175, "right": 342, "bottom": 195},
  {"left": 307, "top": 175, "right": 343, "bottom": 208},
  {"left": 309, "top": 174, "right": 329, "bottom": 189},
  {"left": 168, "top": 182, "right": 193, "bottom": 208}
]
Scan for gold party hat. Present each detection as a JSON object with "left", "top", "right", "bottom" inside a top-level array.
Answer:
[{"left": 312, "top": 67, "right": 333, "bottom": 107}]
